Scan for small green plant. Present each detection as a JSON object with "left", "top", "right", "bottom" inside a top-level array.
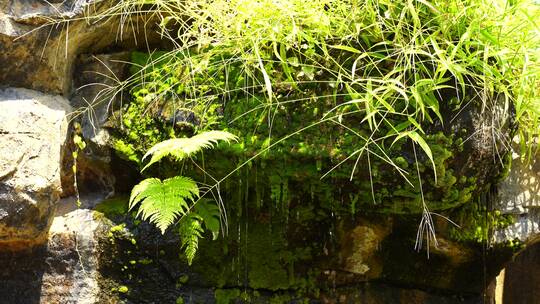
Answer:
[
  {"left": 71, "top": 122, "right": 87, "bottom": 207},
  {"left": 129, "top": 176, "right": 199, "bottom": 233},
  {"left": 129, "top": 130, "right": 237, "bottom": 264}
]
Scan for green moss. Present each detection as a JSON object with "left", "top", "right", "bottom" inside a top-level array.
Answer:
[
  {"left": 269, "top": 294, "right": 292, "bottom": 304},
  {"left": 190, "top": 207, "right": 319, "bottom": 293},
  {"left": 495, "top": 151, "right": 513, "bottom": 183},
  {"left": 113, "top": 139, "right": 141, "bottom": 165},
  {"left": 111, "top": 49, "right": 483, "bottom": 215},
  {"left": 118, "top": 285, "right": 129, "bottom": 293},
  {"left": 449, "top": 200, "right": 515, "bottom": 243},
  {"left": 215, "top": 289, "right": 241, "bottom": 304},
  {"left": 95, "top": 196, "right": 129, "bottom": 218}
]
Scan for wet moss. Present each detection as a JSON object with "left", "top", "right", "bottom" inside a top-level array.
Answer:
[
  {"left": 215, "top": 289, "right": 242, "bottom": 304},
  {"left": 94, "top": 196, "right": 129, "bottom": 218},
  {"left": 448, "top": 198, "right": 515, "bottom": 243}
]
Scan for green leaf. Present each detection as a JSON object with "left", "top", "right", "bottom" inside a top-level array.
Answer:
[
  {"left": 329, "top": 44, "right": 362, "bottom": 54},
  {"left": 408, "top": 131, "right": 437, "bottom": 182},
  {"left": 194, "top": 200, "right": 221, "bottom": 240},
  {"left": 129, "top": 176, "right": 199, "bottom": 234},
  {"left": 255, "top": 47, "right": 273, "bottom": 102},
  {"left": 301, "top": 65, "right": 315, "bottom": 80},
  {"left": 142, "top": 131, "right": 238, "bottom": 171},
  {"left": 407, "top": 116, "right": 424, "bottom": 134},
  {"left": 479, "top": 29, "right": 498, "bottom": 45},
  {"left": 279, "top": 44, "right": 297, "bottom": 88},
  {"left": 386, "top": 120, "right": 412, "bottom": 137}
]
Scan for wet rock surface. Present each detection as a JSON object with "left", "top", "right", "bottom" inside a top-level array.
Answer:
[{"left": 0, "top": 198, "right": 109, "bottom": 304}]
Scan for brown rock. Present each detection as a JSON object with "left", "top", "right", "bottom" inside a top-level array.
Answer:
[{"left": 0, "top": 88, "right": 70, "bottom": 250}]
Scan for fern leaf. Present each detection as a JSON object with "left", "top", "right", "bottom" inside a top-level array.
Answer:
[
  {"left": 142, "top": 131, "right": 238, "bottom": 171},
  {"left": 178, "top": 213, "right": 204, "bottom": 265},
  {"left": 129, "top": 176, "right": 199, "bottom": 234},
  {"left": 195, "top": 199, "right": 221, "bottom": 240}
]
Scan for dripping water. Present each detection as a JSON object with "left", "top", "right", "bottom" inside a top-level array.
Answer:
[{"left": 244, "top": 166, "right": 249, "bottom": 293}]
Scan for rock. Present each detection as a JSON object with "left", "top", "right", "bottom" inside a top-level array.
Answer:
[
  {"left": 71, "top": 52, "right": 131, "bottom": 144},
  {"left": 60, "top": 52, "right": 133, "bottom": 198},
  {"left": 490, "top": 241, "right": 540, "bottom": 304},
  {"left": 0, "top": 88, "right": 71, "bottom": 250},
  {"left": 0, "top": 196, "right": 119, "bottom": 304},
  {"left": 491, "top": 146, "right": 540, "bottom": 302},
  {"left": 41, "top": 197, "right": 113, "bottom": 304},
  {"left": 339, "top": 219, "right": 392, "bottom": 278},
  {"left": 493, "top": 146, "right": 540, "bottom": 244},
  {"left": 0, "top": 0, "right": 166, "bottom": 95},
  {"left": 436, "top": 90, "right": 514, "bottom": 195},
  {"left": 319, "top": 285, "right": 482, "bottom": 304}
]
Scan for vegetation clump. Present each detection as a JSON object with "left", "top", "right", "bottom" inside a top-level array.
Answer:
[{"left": 77, "top": 0, "right": 539, "bottom": 288}]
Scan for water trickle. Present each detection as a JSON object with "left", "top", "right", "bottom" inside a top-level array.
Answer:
[
  {"left": 243, "top": 178, "right": 249, "bottom": 291},
  {"left": 237, "top": 223, "right": 241, "bottom": 286}
]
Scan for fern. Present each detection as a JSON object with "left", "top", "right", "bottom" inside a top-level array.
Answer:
[
  {"left": 194, "top": 199, "right": 221, "bottom": 240},
  {"left": 129, "top": 176, "right": 199, "bottom": 234},
  {"left": 179, "top": 200, "right": 221, "bottom": 264},
  {"left": 130, "top": 131, "right": 235, "bottom": 264},
  {"left": 142, "top": 130, "right": 238, "bottom": 171},
  {"left": 178, "top": 213, "right": 204, "bottom": 265}
]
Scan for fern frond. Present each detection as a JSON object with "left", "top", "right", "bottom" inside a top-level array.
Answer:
[
  {"left": 142, "top": 131, "right": 238, "bottom": 171},
  {"left": 195, "top": 199, "right": 221, "bottom": 240},
  {"left": 179, "top": 213, "right": 204, "bottom": 265},
  {"left": 129, "top": 176, "right": 199, "bottom": 234}
]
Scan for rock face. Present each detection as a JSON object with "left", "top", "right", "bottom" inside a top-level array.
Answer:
[
  {"left": 500, "top": 241, "right": 540, "bottom": 304},
  {"left": 494, "top": 147, "right": 540, "bottom": 244},
  {"left": 0, "top": 0, "right": 165, "bottom": 95},
  {"left": 61, "top": 52, "right": 132, "bottom": 199},
  {"left": 490, "top": 146, "right": 540, "bottom": 304},
  {"left": 0, "top": 88, "right": 70, "bottom": 250},
  {"left": 0, "top": 196, "right": 116, "bottom": 304}
]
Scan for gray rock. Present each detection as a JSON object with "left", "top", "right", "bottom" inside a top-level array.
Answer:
[
  {"left": 72, "top": 52, "right": 131, "bottom": 147},
  {"left": 0, "top": 88, "right": 70, "bottom": 249},
  {"left": 499, "top": 241, "right": 540, "bottom": 304},
  {"left": 0, "top": 196, "right": 120, "bottom": 304},
  {"left": 494, "top": 147, "right": 540, "bottom": 244},
  {"left": 42, "top": 196, "right": 113, "bottom": 304}
]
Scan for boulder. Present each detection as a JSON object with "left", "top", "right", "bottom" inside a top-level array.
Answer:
[
  {"left": 0, "top": 88, "right": 70, "bottom": 250},
  {"left": 0, "top": 196, "right": 118, "bottom": 304},
  {"left": 499, "top": 241, "right": 540, "bottom": 304},
  {"left": 488, "top": 145, "right": 540, "bottom": 304}
]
